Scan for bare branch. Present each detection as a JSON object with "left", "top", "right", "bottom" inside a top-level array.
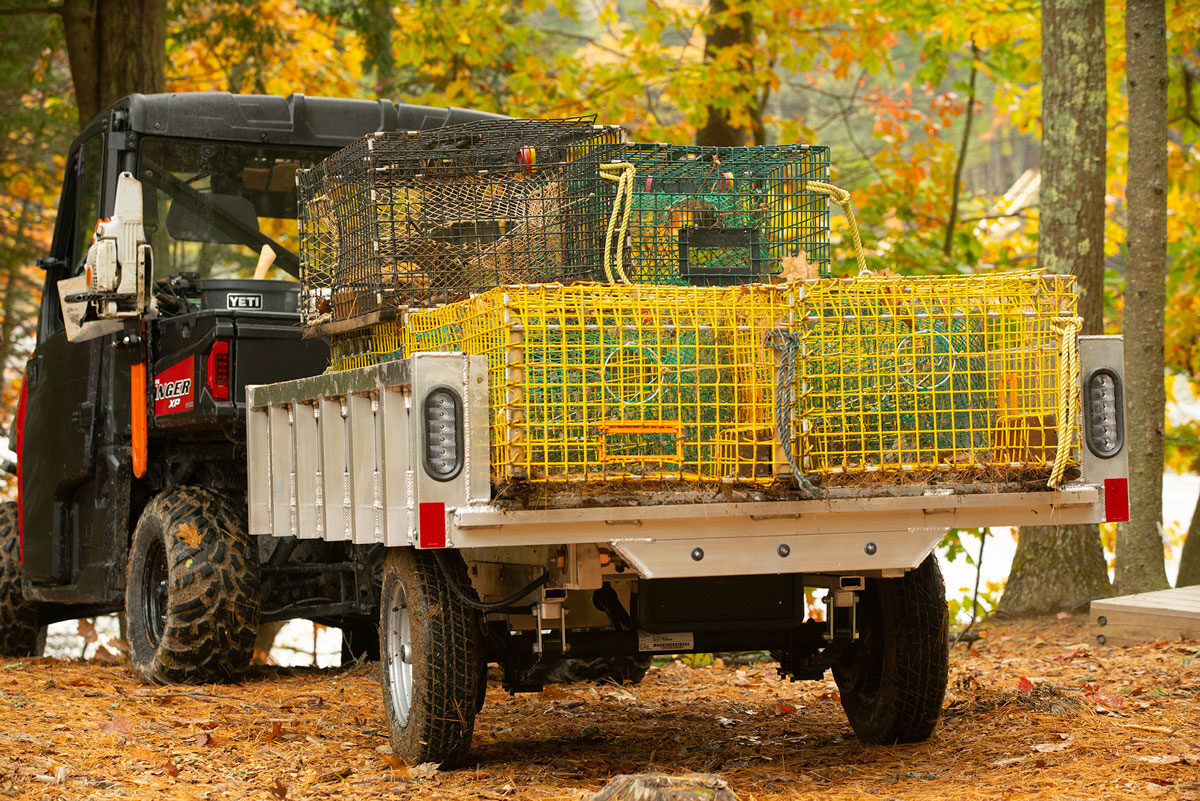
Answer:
[{"left": 943, "top": 43, "right": 980, "bottom": 257}]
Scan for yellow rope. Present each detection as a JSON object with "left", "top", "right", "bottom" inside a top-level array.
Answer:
[
  {"left": 808, "top": 180, "right": 866, "bottom": 274},
  {"left": 599, "top": 162, "right": 636, "bottom": 284},
  {"left": 1048, "top": 315, "right": 1082, "bottom": 488}
]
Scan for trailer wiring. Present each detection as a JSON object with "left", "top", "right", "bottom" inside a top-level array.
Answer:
[{"left": 434, "top": 550, "right": 550, "bottom": 612}]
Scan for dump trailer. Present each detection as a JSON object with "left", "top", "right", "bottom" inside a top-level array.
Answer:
[
  {"left": 245, "top": 122, "right": 1130, "bottom": 767},
  {"left": 248, "top": 324, "right": 1127, "bottom": 765}
]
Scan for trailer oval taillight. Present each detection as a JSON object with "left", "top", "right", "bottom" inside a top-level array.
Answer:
[
  {"left": 205, "top": 340, "right": 232, "bottom": 401},
  {"left": 422, "top": 387, "right": 463, "bottom": 481},
  {"left": 1084, "top": 368, "right": 1124, "bottom": 458}
]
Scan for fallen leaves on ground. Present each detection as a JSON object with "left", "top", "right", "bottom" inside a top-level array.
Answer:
[{"left": 0, "top": 616, "right": 1196, "bottom": 800}]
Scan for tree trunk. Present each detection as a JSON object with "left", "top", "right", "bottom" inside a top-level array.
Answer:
[
  {"left": 695, "top": 0, "right": 756, "bottom": 147},
  {"left": 0, "top": 197, "right": 33, "bottom": 387},
  {"left": 1177, "top": 491, "right": 1200, "bottom": 587},
  {"left": 997, "top": 525, "right": 1114, "bottom": 616},
  {"left": 62, "top": 0, "right": 165, "bottom": 130},
  {"left": 1000, "top": 0, "right": 1112, "bottom": 615},
  {"left": 1118, "top": 0, "right": 1170, "bottom": 595},
  {"left": 356, "top": 0, "right": 397, "bottom": 95},
  {"left": 1039, "top": 0, "right": 1107, "bottom": 335}
]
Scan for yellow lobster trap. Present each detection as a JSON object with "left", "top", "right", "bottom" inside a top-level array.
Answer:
[
  {"left": 791, "top": 272, "right": 1079, "bottom": 486},
  {"left": 341, "top": 272, "right": 1079, "bottom": 489}
]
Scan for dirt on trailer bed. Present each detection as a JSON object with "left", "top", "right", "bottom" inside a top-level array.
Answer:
[{"left": 0, "top": 616, "right": 1197, "bottom": 801}]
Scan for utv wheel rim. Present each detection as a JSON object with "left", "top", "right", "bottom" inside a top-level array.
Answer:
[
  {"left": 385, "top": 580, "right": 414, "bottom": 727},
  {"left": 143, "top": 538, "right": 169, "bottom": 646}
]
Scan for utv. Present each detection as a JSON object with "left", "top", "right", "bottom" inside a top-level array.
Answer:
[{"left": 0, "top": 92, "right": 501, "bottom": 680}]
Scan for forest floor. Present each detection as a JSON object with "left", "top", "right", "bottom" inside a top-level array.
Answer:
[{"left": 0, "top": 615, "right": 1197, "bottom": 801}]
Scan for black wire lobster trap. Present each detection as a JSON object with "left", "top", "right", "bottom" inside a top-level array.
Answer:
[{"left": 298, "top": 117, "right": 626, "bottom": 331}]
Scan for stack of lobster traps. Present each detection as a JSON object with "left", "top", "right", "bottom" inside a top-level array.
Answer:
[{"left": 297, "top": 117, "right": 1081, "bottom": 497}]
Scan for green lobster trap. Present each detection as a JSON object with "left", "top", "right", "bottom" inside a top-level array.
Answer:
[{"left": 618, "top": 143, "right": 831, "bottom": 286}]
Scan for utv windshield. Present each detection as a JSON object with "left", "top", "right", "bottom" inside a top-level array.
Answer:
[{"left": 138, "top": 137, "right": 329, "bottom": 279}]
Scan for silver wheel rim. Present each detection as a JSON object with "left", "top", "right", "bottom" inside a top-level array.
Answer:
[{"left": 384, "top": 579, "right": 414, "bottom": 727}]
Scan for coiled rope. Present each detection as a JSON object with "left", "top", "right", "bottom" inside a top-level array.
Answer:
[
  {"left": 808, "top": 180, "right": 866, "bottom": 275},
  {"left": 1048, "top": 315, "right": 1082, "bottom": 488},
  {"left": 599, "top": 162, "right": 636, "bottom": 284}
]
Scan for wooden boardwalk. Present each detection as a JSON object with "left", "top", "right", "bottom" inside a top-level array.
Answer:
[{"left": 1090, "top": 585, "right": 1200, "bottom": 646}]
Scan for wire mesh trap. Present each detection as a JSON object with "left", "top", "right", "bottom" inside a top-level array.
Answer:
[
  {"left": 298, "top": 117, "right": 625, "bottom": 331},
  {"left": 390, "top": 272, "right": 1079, "bottom": 489},
  {"left": 402, "top": 283, "right": 792, "bottom": 484},
  {"left": 790, "top": 272, "right": 1079, "bottom": 480},
  {"left": 619, "top": 143, "right": 831, "bottom": 286}
]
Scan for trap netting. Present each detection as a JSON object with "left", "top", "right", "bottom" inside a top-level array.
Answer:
[
  {"left": 619, "top": 143, "right": 831, "bottom": 286},
  {"left": 395, "top": 272, "right": 1079, "bottom": 488},
  {"left": 298, "top": 117, "right": 625, "bottom": 331}
]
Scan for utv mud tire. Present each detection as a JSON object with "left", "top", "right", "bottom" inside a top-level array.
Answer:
[
  {"left": 380, "top": 548, "right": 482, "bottom": 768},
  {"left": 547, "top": 655, "right": 652, "bottom": 685},
  {"left": 832, "top": 555, "right": 949, "bottom": 744},
  {"left": 126, "top": 488, "right": 260, "bottom": 683},
  {"left": 0, "top": 502, "right": 42, "bottom": 656}
]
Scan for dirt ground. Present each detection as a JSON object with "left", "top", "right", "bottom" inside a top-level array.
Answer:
[{"left": 0, "top": 615, "right": 1197, "bottom": 800}]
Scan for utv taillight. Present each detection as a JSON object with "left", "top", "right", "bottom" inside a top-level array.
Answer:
[{"left": 205, "top": 340, "right": 232, "bottom": 401}]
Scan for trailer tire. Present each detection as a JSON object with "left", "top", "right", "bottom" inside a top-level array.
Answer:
[
  {"left": 380, "top": 548, "right": 481, "bottom": 768},
  {"left": 126, "top": 487, "right": 260, "bottom": 684},
  {"left": 0, "top": 502, "right": 42, "bottom": 657},
  {"left": 832, "top": 555, "right": 949, "bottom": 744}
]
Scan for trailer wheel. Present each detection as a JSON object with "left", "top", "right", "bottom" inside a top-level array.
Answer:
[
  {"left": 380, "top": 548, "right": 481, "bottom": 768},
  {"left": 0, "top": 502, "right": 42, "bottom": 656},
  {"left": 832, "top": 555, "right": 949, "bottom": 744},
  {"left": 126, "top": 487, "right": 260, "bottom": 684}
]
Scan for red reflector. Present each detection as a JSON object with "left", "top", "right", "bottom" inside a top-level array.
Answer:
[
  {"left": 1104, "top": 478, "right": 1130, "bottom": 523},
  {"left": 205, "top": 340, "right": 231, "bottom": 401},
  {"left": 418, "top": 502, "right": 447, "bottom": 548}
]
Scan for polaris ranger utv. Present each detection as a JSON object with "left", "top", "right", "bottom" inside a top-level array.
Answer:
[{"left": 0, "top": 92, "right": 502, "bottom": 680}]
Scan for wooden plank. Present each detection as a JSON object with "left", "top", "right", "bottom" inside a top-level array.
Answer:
[
  {"left": 1089, "top": 586, "right": 1200, "bottom": 647},
  {"left": 1093, "top": 596, "right": 1200, "bottom": 614},
  {"left": 1092, "top": 585, "right": 1200, "bottom": 602},
  {"left": 1092, "top": 586, "right": 1200, "bottom": 613}
]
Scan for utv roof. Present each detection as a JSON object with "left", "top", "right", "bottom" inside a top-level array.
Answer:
[{"left": 80, "top": 92, "right": 506, "bottom": 149}]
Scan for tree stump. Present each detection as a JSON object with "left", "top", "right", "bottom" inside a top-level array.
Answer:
[{"left": 589, "top": 773, "right": 739, "bottom": 801}]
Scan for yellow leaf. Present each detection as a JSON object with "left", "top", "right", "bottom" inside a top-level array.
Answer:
[{"left": 458, "top": 29, "right": 471, "bottom": 45}]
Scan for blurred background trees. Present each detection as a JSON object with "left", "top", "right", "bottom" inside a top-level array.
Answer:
[{"left": 0, "top": 0, "right": 1196, "bottom": 600}]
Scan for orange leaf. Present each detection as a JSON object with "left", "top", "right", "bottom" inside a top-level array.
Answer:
[
  {"left": 381, "top": 754, "right": 407, "bottom": 772},
  {"left": 101, "top": 714, "right": 135, "bottom": 738},
  {"left": 177, "top": 522, "right": 202, "bottom": 549}
]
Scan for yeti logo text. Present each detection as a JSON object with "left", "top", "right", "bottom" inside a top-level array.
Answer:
[{"left": 227, "top": 293, "right": 263, "bottom": 310}]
